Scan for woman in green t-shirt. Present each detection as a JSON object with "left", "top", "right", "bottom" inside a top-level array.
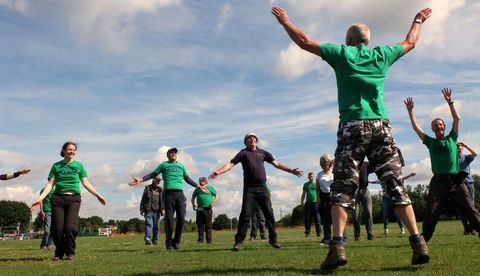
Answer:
[{"left": 32, "top": 142, "right": 107, "bottom": 261}]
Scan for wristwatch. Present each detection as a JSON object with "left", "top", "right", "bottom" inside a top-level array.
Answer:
[{"left": 414, "top": 18, "right": 423, "bottom": 24}]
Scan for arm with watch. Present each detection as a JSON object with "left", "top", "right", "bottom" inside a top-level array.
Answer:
[{"left": 400, "top": 7, "right": 432, "bottom": 55}]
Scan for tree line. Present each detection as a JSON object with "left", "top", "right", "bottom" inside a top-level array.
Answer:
[{"left": 2, "top": 175, "right": 478, "bottom": 233}]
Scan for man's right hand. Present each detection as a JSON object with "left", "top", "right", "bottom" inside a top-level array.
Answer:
[
  {"left": 404, "top": 97, "right": 415, "bottom": 112},
  {"left": 415, "top": 8, "right": 432, "bottom": 23},
  {"left": 128, "top": 177, "right": 142, "bottom": 186},
  {"left": 271, "top": 6, "right": 289, "bottom": 25}
]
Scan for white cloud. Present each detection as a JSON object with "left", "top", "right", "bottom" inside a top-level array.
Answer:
[
  {"left": 0, "top": 185, "right": 36, "bottom": 204},
  {"left": 0, "top": 0, "right": 29, "bottom": 14},
  {"left": 275, "top": 43, "right": 321, "bottom": 79},
  {"left": 216, "top": 3, "right": 233, "bottom": 32}
]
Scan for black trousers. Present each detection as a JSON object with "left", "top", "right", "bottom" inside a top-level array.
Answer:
[
  {"left": 51, "top": 194, "right": 81, "bottom": 258},
  {"left": 164, "top": 190, "right": 186, "bottom": 247},
  {"left": 235, "top": 185, "right": 277, "bottom": 244},
  {"left": 422, "top": 174, "right": 480, "bottom": 242},
  {"left": 196, "top": 208, "right": 213, "bottom": 242},
  {"left": 250, "top": 208, "right": 266, "bottom": 239}
]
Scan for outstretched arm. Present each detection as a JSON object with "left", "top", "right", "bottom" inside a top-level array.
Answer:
[
  {"left": 271, "top": 160, "right": 303, "bottom": 177},
  {"left": 404, "top": 97, "right": 425, "bottom": 141},
  {"left": 403, "top": 172, "right": 416, "bottom": 181},
  {"left": 0, "top": 169, "right": 31, "bottom": 181},
  {"left": 209, "top": 162, "right": 235, "bottom": 180},
  {"left": 271, "top": 6, "right": 321, "bottom": 56},
  {"left": 442, "top": 88, "right": 460, "bottom": 135},
  {"left": 400, "top": 8, "right": 432, "bottom": 54}
]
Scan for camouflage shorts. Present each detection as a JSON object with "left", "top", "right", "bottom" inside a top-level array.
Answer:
[{"left": 330, "top": 119, "right": 412, "bottom": 209}]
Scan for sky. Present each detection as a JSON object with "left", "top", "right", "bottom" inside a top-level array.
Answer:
[{"left": 1, "top": 0, "right": 479, "bottom": 222}]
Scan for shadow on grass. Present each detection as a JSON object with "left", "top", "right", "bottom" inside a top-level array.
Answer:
[
  {"left": 131, "top": 266, "right": 319, "bottom": 275},
  {"left": 0, "top": 257, "right": 46, "bottom": 262}
]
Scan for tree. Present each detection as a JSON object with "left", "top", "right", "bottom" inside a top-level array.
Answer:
[
  {"left": 87, "top": 215, "right": 105, "bottom": 230},
  {"left": 0, "top": 200, "right": 31, "bottom": 232},
  {"left": 212, "top": 214, "right": 231, "bottom": 230},
  {"left": 277, "top": 213, "right": 292, "bottom": 227},
  {"left": 290, "top": 205, "right": 304, "bottom": 226}
]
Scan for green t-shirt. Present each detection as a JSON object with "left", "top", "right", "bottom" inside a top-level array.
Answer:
[
  {"left": 40, "top": 187, "right": 56, "bottom": 212},
  {"left": 423, "top": 130, "right": 459, "bottom": 174},
  {"left": 320, "top": 43, "right": 403, "bottom": 122},
  {"left": 193, "top": 185, "right": 217, "bottom": 208},
  {"left": 303, "top": 181, "right": 318, "bottom": 203},
  {"left": 48, "top": 160, "right": 87, "bottom": 194},
  {"left": 154, "top": 161, "right": 188, "bottom": 190}
]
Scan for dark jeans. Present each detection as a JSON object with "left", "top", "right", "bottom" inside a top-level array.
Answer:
[
  {"left": 40, "top": 211, "right": 53, "bottom": 248},
  {"left": 352, "top": 187, "right": 373, "bottom": 237},
  {"left": 458, "top": 181, "right": 476, "bottom": 232},
  {"left": 164, "top": 190, "right": 186, "bottom": 247},
  {"left": 423, "top": 174, "right": 480, "bottom": 242},
  {"left": 250, "top": 208, "right": 266, "bottom": 239},
  {"left": 235, "top": 185, "right": 276, "bottom": 244},
  {"left": 51, "top": 194, "right": 81, "bottom": 258},
  {"left": 382, "top": 196, "right": 404, "bottom": 230},
  {"left": 304, "top": 202, "right": 321, "bottom": 235},
  {"left": 196, "top": 208, "right": 213, "bottom": 242}
]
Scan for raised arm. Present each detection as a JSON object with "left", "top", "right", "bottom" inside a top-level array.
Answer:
[
  {"left": 403, "top": 172, "right": 416, "bottom": 181},
  {"left": 400, "top": 8, "right": 432, "bottom": 54},
  {"left": 404, "top": 97, "right": 425, "bottom": 141},
  {"left": 459, "top": 142, "right": 477, "bottom": 158},
  {"left": 442, "top": 88, "right": 460, "bottom": 135},
  {"left": 271, "top": 160, "right": 303, "bottom": 177},
  {"left": 271, "top": 6, "right": 321, "bottom": 56},
  {"left": 209, "top": 162, "right": 235, "bottom": 180}
]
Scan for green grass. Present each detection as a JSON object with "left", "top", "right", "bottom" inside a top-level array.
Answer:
[{"left": 1, "top": 221, "right": 479, "bottom": 275}]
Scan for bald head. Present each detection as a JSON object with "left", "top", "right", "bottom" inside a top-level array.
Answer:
[{"left": 346, "top": 23, "right": 370, "bottom": 46}]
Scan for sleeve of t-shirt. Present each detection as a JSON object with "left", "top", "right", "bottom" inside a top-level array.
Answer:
[
  {"left": 319, "top": 43, "right": 342, "bottom": 67},
  {"left": 79, "top": 163, "right": 88, "bottom": 178},
  {"left": 153, "top": 163, "right": 164, "bottom": 175},
  {"left": 192, "top": 189, "right": 199, "bottom": 197},
  {"left": 378, "top": 44, "right": 403, "bottom": 66},
  {"left": 181, "top": 163, "right": 188, "bottom": 177},
  {"left": 230, "top": 151, "right": 243, "bottom": 165},
  {"left": 47, "top": 164, "right": 56, "bottom": 180},
  {"left": 423, "top": 134, "right": 434, "bottom": 148},
  {"left": 264, "top": 150, "right": 275, "bottom": 164},
  {"left": 209, "top": 186, "right": 217, "bottom": 196},
  {"left": 448, "top": 129, "right": 458, "bottom": 141}
]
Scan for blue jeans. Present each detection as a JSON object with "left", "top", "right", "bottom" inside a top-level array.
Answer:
[
  {"left": 382, "top": 196, "right": 404, "bottom": 230},
  {"left": 40, "top": 211, "right": 53, "bottom": 247},
  {"left": 144, "top": 212, "right": 160, "bottom": 242}
]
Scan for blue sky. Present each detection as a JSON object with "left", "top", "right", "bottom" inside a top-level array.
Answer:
[{"left": 1, "top": 0, "right": 479, "bottom": 221}]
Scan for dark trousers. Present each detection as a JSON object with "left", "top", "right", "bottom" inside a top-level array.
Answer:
[
  {"left": 235, "top": 185, "right": 276, "bottom": 244},
  {"left": 319, "top": 192, "right": 332, "bottom": 240},
  {"left": 250, "top": 208, "right": 266, "bottom": 239},
  {"left": 51, "top": 194, "right": 81, "bottom": 258},
  {"left": 352, "top": 187, "right": 373, "bottom": 238},
  {"left": 423, "top": 174, "right": 480, "bottom": 242},
  {"left": 196, "top": 208, "right": 213, "bottom": 242},
  {"left": 164, "top": 190, "right": 186, "bottom": 247},
  {"left": 304, "top": 202, "right": 321, "bottom": 235}
]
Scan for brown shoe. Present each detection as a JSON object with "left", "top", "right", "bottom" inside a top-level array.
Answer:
[
  {"left": 409, "top": 235, "right": 429, "bottom": 265},
  {"left": 52, "top": 256, "right": 62, "bottom": 261},
  {"left": 320, "top": 240, "right": 347, "bottom": 270},
  {"left": 233, "top": 242, "right": 242, "bottom": 251},
  {"left": 65, "top": 254, "right": 75, "bottom": 261}
]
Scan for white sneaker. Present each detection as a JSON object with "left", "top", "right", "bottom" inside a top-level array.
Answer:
[
  {"left": 384, "top": 228, "right": 389, "bottom": 235},
  {"left": 400, "top": 228, "right": 405, "bottom": 234}
]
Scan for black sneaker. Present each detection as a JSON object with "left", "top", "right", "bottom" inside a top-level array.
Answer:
[
  {"left": 320, "top": 240, "right": 347, "bottom": 270},
  {"left": 367, "top": 234, "right": 374, "bottom": 240},
  {"left": 233, "top": 243, "right": 242, "bottom": 251},
  {"left": 172, "top": 244, "right": 179, "bottom": 250},
  {"left": 269, "top": 241, "right": 281, "bottom": 249}
]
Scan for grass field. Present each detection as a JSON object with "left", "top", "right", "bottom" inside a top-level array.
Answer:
[{"left": 1, "top": 220, "right": 480, "bottom": 275}]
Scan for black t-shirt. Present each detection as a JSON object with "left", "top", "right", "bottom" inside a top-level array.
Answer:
[{"left": 231, "top": 148, "right": 275, "bottom": 187}]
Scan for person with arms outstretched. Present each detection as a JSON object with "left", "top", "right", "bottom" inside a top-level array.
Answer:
[
  {"left": 272, "top": 5, "right": 432, "bottom": 269},
  {"left": 209, "top": 133, "right": 303, "bottom": 251},
  {"left": 0, "top": 169, "right": 30, "bottom": 181},
  {"left": 405, "top": 89, "right": 480, "bottom": 243},
  {"left": 32, "top": 142, "right": 106, "bottom": 261},
  {"left": 129, "top": 147, "right": 209, "bottom": 250}
]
